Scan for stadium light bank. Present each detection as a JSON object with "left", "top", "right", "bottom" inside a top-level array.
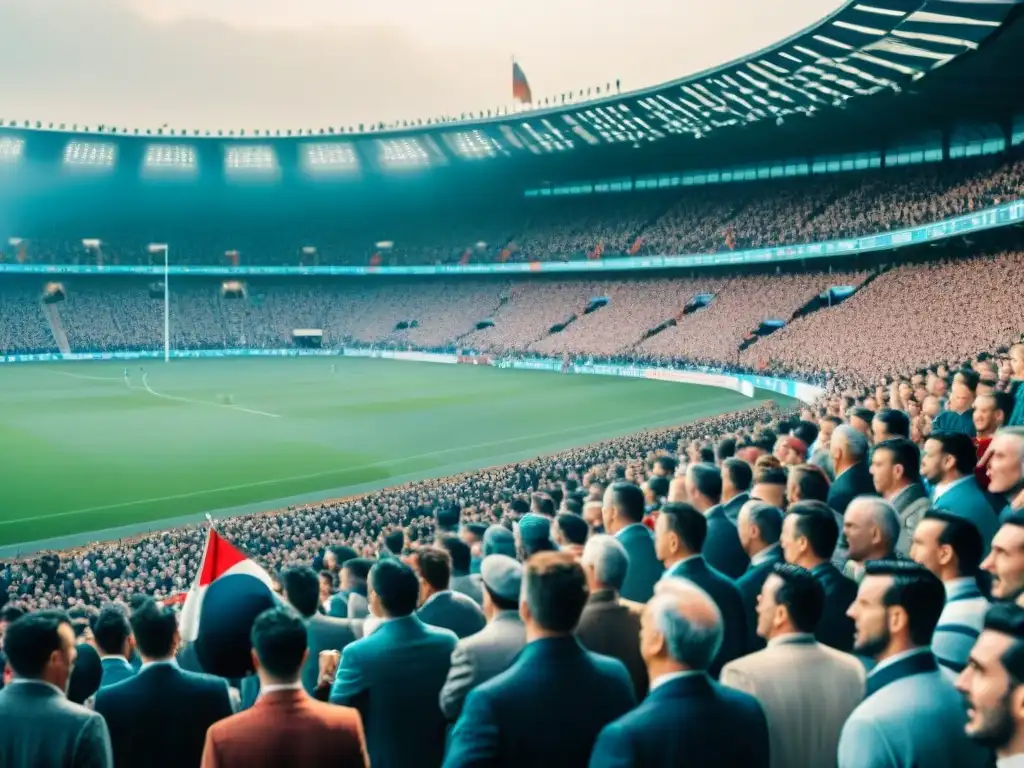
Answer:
[{"left": 147, "top": 242, "right": 171, "bottom": 363}]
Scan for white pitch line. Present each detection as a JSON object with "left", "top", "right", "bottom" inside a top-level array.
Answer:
[
  {"left": 0, "top": 399, "right": 739, "bottom": 527},
  {"left": 48, "top": 370, "right": 126, "bottom": 383},
  {"left": 141, "top": 374, "right": 282, "bottom": 418}
]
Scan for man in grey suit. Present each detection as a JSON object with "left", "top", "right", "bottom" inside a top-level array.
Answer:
[
  {"left": 280, "top": 566, "right": 362, "bottom": 694},
  {"left": 92, "top": 606, "right": 136, "bottom": 690},
  {"left": 439, "top": 555, "right": 526, "bottom": 721},
  {"left": 956, "top": 602, "right": 1024, "bottom": 764},
  {"left": 838, "top": 560, "right": 989, "bottom": 768},
  {"left": 923, "top": 432, "right": 999, "bottom": 549},
  {"left": 722, "top": 563, "right": 865, "bottom": 768},
  {"left": 0, "top": 610, "right": 113, "bottom": 768},
  {"left": 415, "top": 547, "right": 486, "bottom": 639},
  {"left": 603, "top": 482, "right": 663, "bottom": 602},
  {"left": 441, "top": 536, "right": 484, "bottom": 606},
  {"left": 577, "top": 535, "right": 648, "bottom": 700},
  {"left": 340, "top": 558, "right": 373, "bottom": 620},
  {"left": 871, "top": 438, "right": 931, "bottom": 556}
]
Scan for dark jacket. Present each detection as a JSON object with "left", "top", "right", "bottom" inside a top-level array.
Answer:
[
  {"left": 418, "top": 591, "right": 487, "bottom": 640},
  {"left": 98, "top": 657, "right": 136, "bottom": 690},
  {"left": 614, "top": 524, "right": 664, "bottom": 603},
  {"left": 445, "top": 637, "right": 636, "bottom": 768},
  {"left": 575, "top": 590, "right": 648, "bottom": 700},
  {"left": 703, "top": 505, "right": 750, "bottom": 580},
  {"left": 665, "top": 557, "right": 747, "bottom": 678},
  {"left": 94, "top": 662, "right": 233, "bottom": 768},
  {"left": 720, "top": 492, "right": 750, "bottom": 524},
  {"left": 302, "top": 614, "right": 361, "bottom": 695},
  {"left": 589, "top": 673, "right": 769, "bottom": 768},
  {"left": 826, "top": 462, "right": 876, "bottom": 516},
  {"left": 735, "top": 546, "right": 784, "bottom": 652},
  {"left": 811, "top": 562, "right": 858, "bottom": 653}
]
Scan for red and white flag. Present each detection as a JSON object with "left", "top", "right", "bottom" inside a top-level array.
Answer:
[{"left": 178, "top": 525, "right": 275, "bottom": 642}]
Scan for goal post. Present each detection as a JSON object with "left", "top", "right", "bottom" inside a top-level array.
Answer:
[{"left": 148, "top": 243, "right": 170, "bottom": 363}]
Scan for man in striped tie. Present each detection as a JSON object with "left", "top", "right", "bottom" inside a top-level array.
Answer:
[{"left": 910, "top": 510, "right": 988, "bottom": 678}]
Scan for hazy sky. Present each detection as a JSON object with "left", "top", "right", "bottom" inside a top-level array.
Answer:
[{"left": 0, "top": 0, "right": 838, "bottom": 131}]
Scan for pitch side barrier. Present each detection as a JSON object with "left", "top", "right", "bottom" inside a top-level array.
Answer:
[
  {"left": 0, "top": 199, "right": 1020, "bottom": 277},
  {"left": 0, "top": 347, "right": 824, "bottom": 404}
]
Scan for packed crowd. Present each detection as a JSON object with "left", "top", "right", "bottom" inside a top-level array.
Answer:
[
  {"left": 4, "top": 151, "right": 1024, "bottom": 268},
  {"left": 4, "top": 338, "right": 1024, "bottom": 766}
]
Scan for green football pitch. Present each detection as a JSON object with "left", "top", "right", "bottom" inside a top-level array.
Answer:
[{"left": 0, "top": 358, "right": 791, "bottom": 549}]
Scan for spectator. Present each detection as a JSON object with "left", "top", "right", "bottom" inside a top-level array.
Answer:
[
  {"left": 440, "top": 537, "right": 483, "bottom": 607},
  {"left": 483, "top": 524, "right": 516, "bottom": 559},
  {"left": 654, "top": 503, "right": 747, "bottom": 677},
  {"left": 782, "top": 501, "right": 857, "bottom": 652},
  {"left": 751, "top": 465, "right": 788, "bottom": 510},
  {"left": 0, "top": 610, "right": 113, "bottom": 768},
  {"left": 577, "top": 535, "right": 648, "bottom": 700},
  {"left": 686, "top": 463, "right": 749, "bottom": 579},
  {"left": 873, "top": 409, "right": 911, "bottom": 444},
  {"left": 987, "top": 428, "right": 1024, "bottom": 521},
  {"left": 337, "top": 558, "right": 373, "bottom": 621},
  {"left": 439, "top": 555, "right": 526, "bottom": 722},
  {"left": 516, "top": 513, "right": 558, "bottom": 560},
  {"left": 870, "top": 438, "right": 930, "bottom": 555},
  {"left": 446, "top": 552, "right": 636, "bottom": 768},
  {"left": 838, "top": 560, "right": 987, "bottom": 768},
  {"left": 924, "top": 433, "right": 999, "bottom": 547},
  {"left": 722, "top": 563, "right": 864, "bottom": 768},
  {"left": 734, "top": 501, "right": 784, "bottom": 651},
  {"left": 552, "top": 512, "right": 590, "bottom": 559},
  {"left": 414, "top": 547, "right": 485, "bottom": 640},
  {"left": 910, "top": 510, "right": 988, "bottom": 678},
  {"left": 591, "top": 578, "right": 770, "bottom": 768},
  {"left": 973, "top": 392, "right": 1012, "bottom": 490},
  {"left": 720, "top": 458, "right": 753, "bottom": 523},
  {"left": 327, "top": 558, "right": 457, "bottom": 768},
  {"left": 983, "top": 514, "right": 1024, "bottom": 602},
  {"left": 842, "top": 496, "right": 901, "bottom": 580},
  {"left": 602, "top": 483, "right": 663, "bottom": 602},
  {"left": 827, "top": 425, "right": 876, "bottom": 515},
  {"left": 201, "top": 607, "right": 369, "bottom": 768},
  {"left": 92, "top": 605, "right": 136, "bottom": 690},
  {"left": 94, "top": 598, "right": 233, "bottom": 768},
  {"left": 933, "top": 369, "right": 979, "bottom": 437}
]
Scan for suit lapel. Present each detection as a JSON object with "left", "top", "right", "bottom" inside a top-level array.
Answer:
[{"left": 865, "top": 651, "right": 937, "bottom": 698}]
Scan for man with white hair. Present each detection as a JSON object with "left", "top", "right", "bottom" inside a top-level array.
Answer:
[
  {"left": 842, "top": 496, "right": 901, "bottom": 582},
  {"left": 988, "top": 427, "right": 1024, "bottom": 523},
  {"left": 827, "top": 425, "right": 876, "bottom": 516},
  {"left": 589, "top": 578, "right": 769, "bottom": 768},
  {"left": 577, "top": 535, "right": 648, "bottom": 700}
]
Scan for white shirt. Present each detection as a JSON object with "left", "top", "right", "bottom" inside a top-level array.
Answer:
[
  {"left": 649, "top": 670, "right": 703, "bottom": 692},
  {"left": 932, "top": 476, "right": 972, "bottom": 503},
  {"left": 997, "top": 756, "right": 1024, "bottom": 768},
  {"left": 259, "top": 682, "right": 304, "bottom": 697},
  {"left": 751, "top": 543, "right": 780, "bottom": 567}
]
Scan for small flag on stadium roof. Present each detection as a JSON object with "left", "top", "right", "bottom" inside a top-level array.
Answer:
[{"left": 512, "top": 60, "right": 532, "bottom": 104}]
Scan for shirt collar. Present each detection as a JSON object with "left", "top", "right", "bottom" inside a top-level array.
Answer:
[
  {"left": 933, "top": 475, "right": 972, "bottom": 500},
  {"left": 889, "top": 483, "right": 918, "bottom": 505},
  {"left": 649, "top": 670, "right": 703, "bottom": 692},
  {"left": 869, "top": 647, "right": 931, "bottom": 677},
  {"left": 615, "top": 523, "right": 648, "bottom": 539},
  {"left": 767, "top": 632, "right": 815, "bottom": 648},
  {"left": 945, "top": 576, "right": 979, "bottom": 596},
  {"left": 140, "top": 658, "right": 179, "bottom": 671},
  {"left": 422, "top": 590, "right": 451, "bottom": 608},
  {"left": 663, "top": 554, "right": 701, "bottom": 576},
  {"left": 259, "top": 682, "right": 304, "bottom": 697},
  {"left": 751, "top": 543, "right": 780, "bottom": 567},
  {"left": 8, "top": 678, "right": 66, "bottom": 697},
  {"left": 100, "top": 655, "right": 131, "bottom": 665}
]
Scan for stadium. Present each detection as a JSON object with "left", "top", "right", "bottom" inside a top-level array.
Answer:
[{"left": 2, "top": 0, "right": 1024, "bottom": 765}]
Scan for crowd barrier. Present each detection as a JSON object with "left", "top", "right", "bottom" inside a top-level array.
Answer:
[
  {"left": 0, "top": 347, "right": 824, "bottom": 404},
  {"left": 0, "top": 197, "right": 1021, "bottom": 277}
]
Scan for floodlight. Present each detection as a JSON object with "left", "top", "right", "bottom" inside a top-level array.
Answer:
[
  {"left": 148, "top": 243, "right": 168, "bottom": 253},
  {"left": 8, "top": 237, "right": 22, "bottom": 246},
  {"left": 302, "top": 246, "right": 317, "bottom": 255},
  {"left": 81, "top": 238, "right": 101, "bottom": 248},
  {"left": 375, "top": 241, "right": 394, "bottom": 250}
]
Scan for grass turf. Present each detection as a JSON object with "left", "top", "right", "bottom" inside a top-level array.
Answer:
[{"left": 0, "top": 358, "right": 792, "bottom": 547}]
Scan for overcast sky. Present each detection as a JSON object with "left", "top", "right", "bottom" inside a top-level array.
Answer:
[{"left": 0, "top": 0, "right": 838, "bottom": 131}]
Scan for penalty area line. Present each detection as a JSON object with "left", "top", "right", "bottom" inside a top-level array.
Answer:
[{"left": 142, "top": 374, "right": 281, "bottom": 419}]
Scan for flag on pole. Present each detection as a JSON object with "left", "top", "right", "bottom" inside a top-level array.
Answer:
[
  {"left": 512, "top": 61, "right": 532, "bottom": 104},
  {"left": 178, "top": 524, "right": 275, "bottom": 643}
]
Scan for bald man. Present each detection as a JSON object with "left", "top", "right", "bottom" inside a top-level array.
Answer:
[
  {"left": 988, "top": 428, "right": 1024, "bottom": 522},
  {"left": 589, "top": 579, "right": 769, "bottom": 768},
  {"left": 842, "top": 496, "right": 900, "bottom": 582}
]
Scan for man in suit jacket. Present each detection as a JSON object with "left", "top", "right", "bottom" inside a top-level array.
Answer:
[
  {"left": 279, "top": 566, "right": 362, "bottom": 695},
  {"left": 577, "top": 535, "right": 648, "bottom": 699},
  {"left": 983, "top": 513, "right": 1024, "bottom": 603},
  {"left": 735, "top": 501, "right": 784, "bottom": 652},
  {"left": 686, "top": 463, "right": 750, "bottom": 579},
  {"left": 838, "top": 560, "right": 989, "bottom": 768},
  {"left": 590, "top": 577, "right": 769, "bottom": 768},
  {"left": 719, "top": 457, "right": 753, "bottom": 523},
  {"left": 93, "top": 606, "right": 136, "bottom": 690},
  {"left": 440, "top": 555, "right": 526, "bottom": 721},
  {"left": 827, "top": 425, "right": 876, "bottom": 515},
  {"left": 0, "top": 611, "right": 113, "bottom": 768},
  {"left": 923, "top": 432, "right": 999, "bottom": 549},
  {"left": 603, "top": 482, "right": 663, "bottom": 602},
  {"left": 441, "top": 536, "right": 484, "bottom": 606},
  {"left": 327, "top": 558, "right": 457, "bottom": 768},
  {"left": 415, "top": 547, "right": 486, "bottom": 639},
  {"left": 781, "top": 501, "right": 858, "bottom": 652},
  {"left": 871, "top": 438, "right": 932, "bottom": 555},
  {"left": 202, "top": 607, "right": 368, "bottom": 768},
  {"left": 446, "top": 552, "right": 636, "bottom": 768},
  {"left": 910, "top": 511, "right": 989, "bottom": 677},
  {"left": 94, "top": 598, "right": 234, "bottom": 768},
  {"left": 655, "top": 503, "right": 747, "bottom": 677},
  {"left": 722, "top": 563, "right": 864, "bottom": 768}
]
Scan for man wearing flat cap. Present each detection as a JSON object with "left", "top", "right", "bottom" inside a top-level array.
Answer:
[
  {"left": 483, "top": 525, "right": 517, "bottom": 559},
  {"left": 440, "top": 555, "right": 527, "bottom": 722}
]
